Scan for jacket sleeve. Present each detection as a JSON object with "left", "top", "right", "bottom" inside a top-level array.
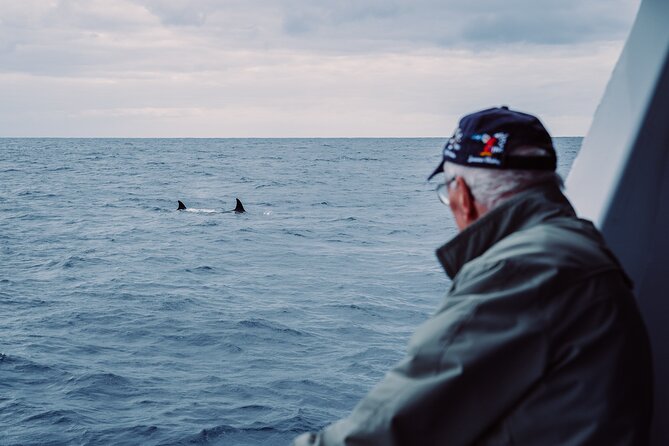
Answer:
[{"left": 292, "top": 260, "right": 550, "bottom": 446}]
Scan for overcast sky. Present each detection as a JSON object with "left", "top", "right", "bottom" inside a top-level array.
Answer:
[{"left": 0, "top": 0, "right": 640, "bottom": 137}]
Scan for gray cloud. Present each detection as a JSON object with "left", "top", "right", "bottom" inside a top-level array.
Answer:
[
  {"left": 0, "top": 0, "right": 639, "bottom": 77},
  {"left": 278, "top": 0, "right": 638, "bottom": 48},
  {"left": 137, "top": 0, "right": 209, "bottom": 26}
]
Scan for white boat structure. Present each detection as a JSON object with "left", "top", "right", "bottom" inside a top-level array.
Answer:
[{"left": 566, "top": 0, "right": 669, "bottom": 443}]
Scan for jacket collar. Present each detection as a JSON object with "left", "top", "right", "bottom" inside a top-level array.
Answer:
[{"left": 436, "top": 184, "right": 577, "bottom": 279}]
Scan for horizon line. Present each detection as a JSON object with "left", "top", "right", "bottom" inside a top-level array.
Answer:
[{"left": 0, "top": 135, "right": 585, "bottom": 139}]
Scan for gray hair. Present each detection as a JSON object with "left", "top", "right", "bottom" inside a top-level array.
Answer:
[{"left": 443, "top": 146, "right": 563, "bottom": 209}]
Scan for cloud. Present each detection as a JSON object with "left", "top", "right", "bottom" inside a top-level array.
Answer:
[
  {"left": 0, "top": 41, "right": 622, "bottom": 136},
  {"left": 0, "top": 0, "right": 641, "bottom": 136},
  {"left": 0, "top": 0, "right": 639, "bottom": 77},
  {"left": 137, "top": 0, "right": 209, "bottom": 26},
  {"left": 277, "top": 0, "right": 638, "bottom": 48}
]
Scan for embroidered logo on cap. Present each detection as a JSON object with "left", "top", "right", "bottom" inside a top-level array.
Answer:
[
  {"left": 465, "top": 132, "right": 508, "bottom": 166},
  {"left": 443, "top": 127, "right": 463, "bottom": 160}
]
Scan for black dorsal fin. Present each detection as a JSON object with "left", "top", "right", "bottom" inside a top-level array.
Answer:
[
  {"left": 234, "top": 198, "right": 246, "bottom": 213},
  {"left": 177, "top": 200, "right": 187, "bottom": 210}
]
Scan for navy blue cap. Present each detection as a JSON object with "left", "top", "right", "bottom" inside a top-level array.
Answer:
[{"left": 427, "top": 106, "right": 556, "bottom": 181}]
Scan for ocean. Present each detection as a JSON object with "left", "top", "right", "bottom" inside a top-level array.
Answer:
[{"left": 0, "top": 137, "right": 581, "bottom": 445}]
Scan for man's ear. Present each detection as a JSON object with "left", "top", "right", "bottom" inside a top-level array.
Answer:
[
  {"left": 454, "top": 176, "right": 480, "bottom": 227},
  {"left": 454, "top": 177, "right": 474, "bottom": 216}
]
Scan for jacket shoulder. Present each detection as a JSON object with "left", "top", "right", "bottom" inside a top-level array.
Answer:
[
  {"left": 451, "top": 216, "right": 629, "bottom": 303},
  {"left": 485, "top": 217, "right": 621, "bottom": 274}
]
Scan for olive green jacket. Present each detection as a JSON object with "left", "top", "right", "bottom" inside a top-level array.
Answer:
[{"left": 294, "top": 185, "right": 652, "bottom": 445}]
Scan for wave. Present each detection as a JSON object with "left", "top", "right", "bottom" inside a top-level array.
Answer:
[
  {"left": 175, "top": 412, "right": 322, "bottom": 445},
  {"left": 236, "top": 318, "right": 306, "bottom": 337},
  {"left": 65, "top": 372, "right": 137, "bottom": 399},
  {"left": 22, "top": 409, "right": 83, "bottom": 424},
  {"left": 185, "top": 265, "right": 215, "bottom": 273}
]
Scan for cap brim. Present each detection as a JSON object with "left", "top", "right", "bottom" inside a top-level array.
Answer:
[{"left": 427, "top": 160, "right": 445, "bottom": 182}]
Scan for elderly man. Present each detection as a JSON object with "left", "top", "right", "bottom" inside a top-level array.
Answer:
[{"left": 293, "top": 107, "right": 653, "bottom": 445}]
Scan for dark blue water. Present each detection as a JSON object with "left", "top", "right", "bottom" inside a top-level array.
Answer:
[{"left": 0, "top": 138, "right": 580, "bottom": 445}]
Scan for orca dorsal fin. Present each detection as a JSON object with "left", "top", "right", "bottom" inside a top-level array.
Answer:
[
  {"left": 177, "top": 200, "right": 187, "bottom": 210},
  {"left": 234, "top": 198, "right": 246, "bottom": 213}
]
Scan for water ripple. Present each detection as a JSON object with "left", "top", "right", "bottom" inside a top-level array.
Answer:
[{"left": 0, "top": 137, "right": 581, "bottom": 444}]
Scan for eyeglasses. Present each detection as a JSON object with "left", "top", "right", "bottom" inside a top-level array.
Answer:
[{"left": 436, "top": 176, "right": 457, "bottom": 206}]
